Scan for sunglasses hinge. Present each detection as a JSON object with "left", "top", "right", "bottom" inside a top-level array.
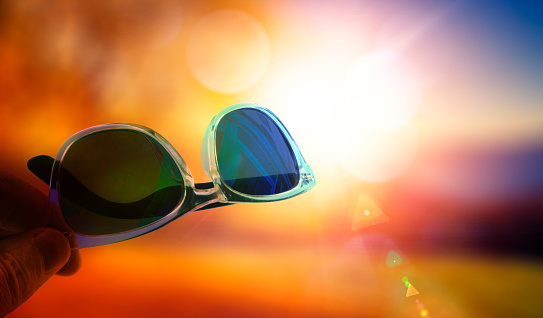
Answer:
[{"left": 301, "top": 172, "right": 314, "bottom": 184}]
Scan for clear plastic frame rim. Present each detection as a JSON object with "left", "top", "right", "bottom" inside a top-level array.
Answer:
[
  {"left": 49, "top": 102, "right": 316, "bottom": 247},
  {"left": 201, "top": 102, "right": 316, "bottom": 202}
]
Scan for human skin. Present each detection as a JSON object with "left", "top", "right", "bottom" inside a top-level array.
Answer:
[{"left": 0, "top": 171, "right": 81, "bottom": 316}]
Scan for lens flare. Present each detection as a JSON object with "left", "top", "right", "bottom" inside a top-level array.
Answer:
[
  {"left": 186, "top": 10, "right": 270, "bottom": 94},
  {"left": 342, "top": 50, "right": 423, "bottom": 130},
  {"left": 267, "top": 89, "right": 335, "bottom": 164},
  {"left": 335, "top": 125, "right": 418, "bottom": 183},
  {"left": 350, "top": 193, "right": 389, "bottom": 230}
]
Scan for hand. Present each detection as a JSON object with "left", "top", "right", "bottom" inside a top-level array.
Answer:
[{"left": 0, "top": 171, "right": 82, "bottom": 317}]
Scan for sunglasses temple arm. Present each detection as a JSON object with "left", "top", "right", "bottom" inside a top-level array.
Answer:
[{"left": 27, "top": 155, "right": 55, "bottom": 185}]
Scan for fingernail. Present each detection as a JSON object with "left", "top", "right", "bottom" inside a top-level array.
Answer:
[{"left": 33, "top": 229, "right": 69, "bottom": 272}]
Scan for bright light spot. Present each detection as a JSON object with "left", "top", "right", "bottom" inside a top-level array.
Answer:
[
  {"left": 343, "top": 50, "right": 422, "bottom": 129},
  {"left": 407, "top": 284, "right": 420, "bottom": 297},
  {"left": 351, "top": 193, "right": 389, "bottom": 230},
  {"left": 282, "top": 91, "right": 333, "bottom": 132},
  {"left": 271, "top": 89, "right": 335, "bottom": 162},
  {"left": 247, "top": 48, "right": 345, "bottom": 167},
  {"left": 335, "top": 125, "right": 418, "bottom": 183},
  {"left": 385, "top": 250, "right": 403, "bottom": 267},
  {"left": 186, "top": 10, "right": 270, "bottom": 94},
  {"left": 252, "top": 57, "right": 340, "bottom": 164}
]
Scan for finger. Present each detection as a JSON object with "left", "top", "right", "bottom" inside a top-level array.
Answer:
[
  {"left": 56, "top": 249, "right": 82, "bottom": 276},
  {"left": 27, "top": 155, "right": 55, "bottom": 185},
  {"left": 0, "top": 228, "right": 70, "bottom": 317},
  {"left": 0, "top": 171, "right": 50, "bottom": 232},
  {"left": 0, "top": 172, "right": 81, "bottom": 275},
  {"left": 41, "top": 203, "right": 81, "bottom": 273}
]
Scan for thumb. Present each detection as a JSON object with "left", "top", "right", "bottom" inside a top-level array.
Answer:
[{"left": 0, "top": 228, "right": 70, "bottom": 317}]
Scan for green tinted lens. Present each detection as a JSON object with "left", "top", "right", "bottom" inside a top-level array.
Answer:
[{"left": 58, "top": 129, "right": 185, "bottom": 236}]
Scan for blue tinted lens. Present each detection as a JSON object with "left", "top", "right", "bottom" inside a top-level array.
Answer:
[{"left": 215, "top": 108, "right": 299, "bottom": 195}]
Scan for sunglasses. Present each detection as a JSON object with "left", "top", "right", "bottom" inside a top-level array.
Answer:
[{"left": 28, "top": 103, "right": 316, "bottom": 248}]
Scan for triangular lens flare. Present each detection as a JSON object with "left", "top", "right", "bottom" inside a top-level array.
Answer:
[
  {"left": 351, "top": 193, "right": 389, "bottom": 230},
  {"left": 406, "top": 284, "right": 419, "bottom": 297},
  {"left": 386, "top": 250, "right": 403, "bottom": 267}
]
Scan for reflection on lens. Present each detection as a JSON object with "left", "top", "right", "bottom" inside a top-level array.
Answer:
[
  {"left": 59, "top": 130, "right": 184, "bottom": 236},
  {"left": 215, "top": 108, "right": 299, "bottom": 195}
]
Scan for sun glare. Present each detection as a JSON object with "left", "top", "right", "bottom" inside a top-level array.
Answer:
[
  {"left": 335, "top": 125, "right": 418, "bottom": 183},
  {"left": 342, "top": 50, "right": 423, "bottom": 130}
]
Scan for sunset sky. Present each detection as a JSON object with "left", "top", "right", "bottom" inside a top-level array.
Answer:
[{"left": 1, "top": 0, "right": 542, "bottom": 317}]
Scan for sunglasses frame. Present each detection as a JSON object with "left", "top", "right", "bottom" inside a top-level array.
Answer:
[{"left": 49, "top": 103, "right": 315, "bottom": 248}]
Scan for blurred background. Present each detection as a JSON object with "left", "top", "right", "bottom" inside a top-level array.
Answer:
[{"left": 1, "top": 0, "right": 542, "bottom": 317}]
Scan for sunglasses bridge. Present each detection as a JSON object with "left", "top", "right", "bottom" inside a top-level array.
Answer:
[{"left": 190, "top": 182, "right": 226, "bottom": 212}]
